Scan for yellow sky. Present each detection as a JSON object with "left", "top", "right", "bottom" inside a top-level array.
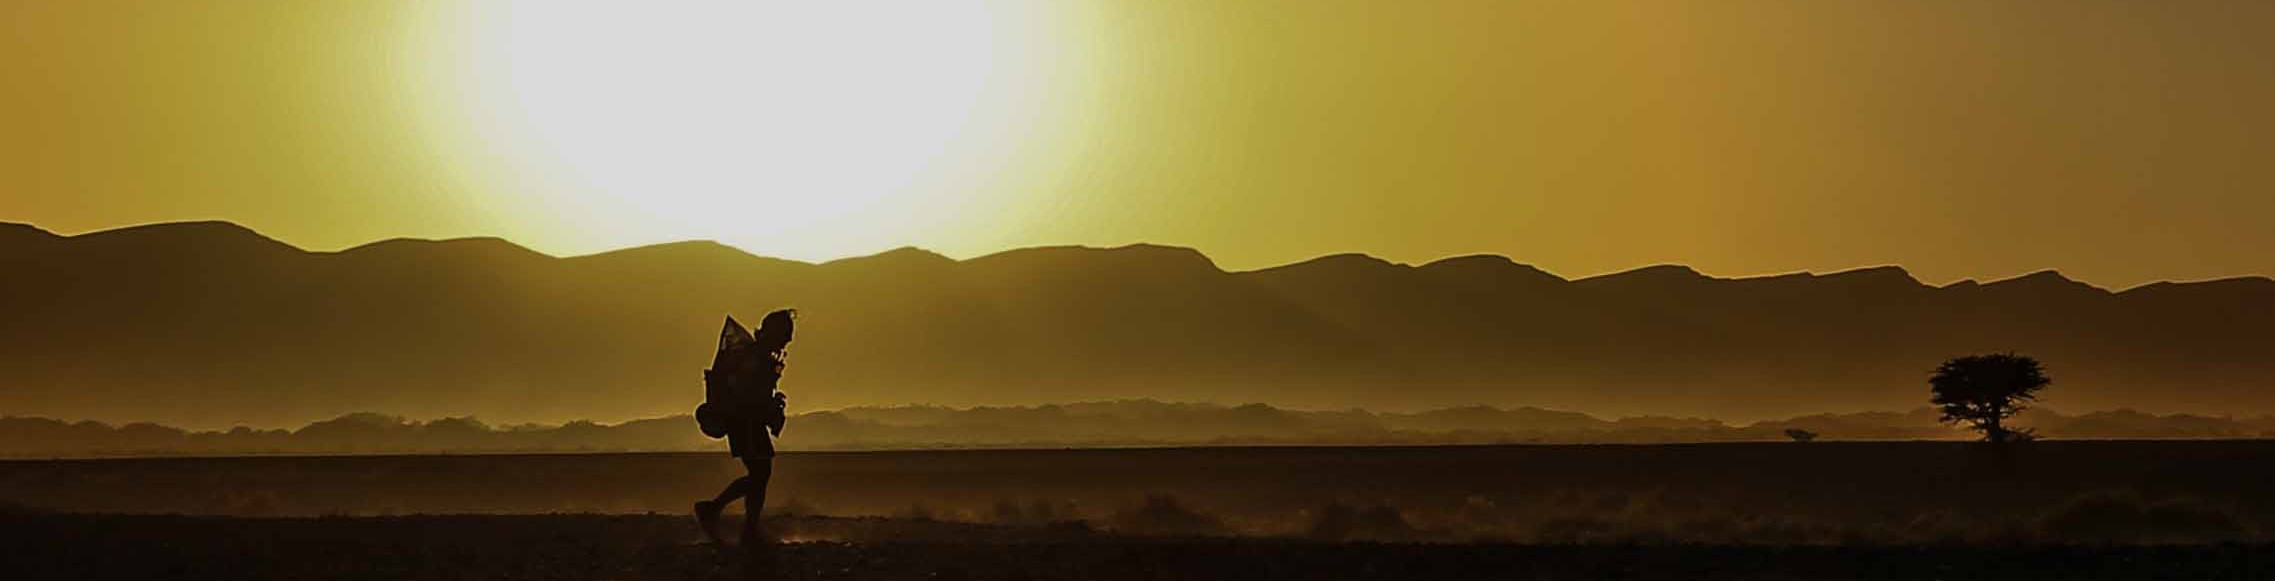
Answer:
[{"left": 5, "top": 1, "right": 2272, "bottom": 288}]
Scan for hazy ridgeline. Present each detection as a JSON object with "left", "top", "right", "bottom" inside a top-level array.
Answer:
[
  {"left": 6, "top": 221, "right": 2275, "bottom": 429},
  {"left": 5, "top": 401, "right": 2270, "bottom": 458},
  {"left": 4, "top": 442, "right": 2269, "bottom": 545}
]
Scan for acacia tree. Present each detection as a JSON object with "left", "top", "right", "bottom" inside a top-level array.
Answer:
[{"left": 1929, "top": 353, "right": 2052, "bottom": 443}]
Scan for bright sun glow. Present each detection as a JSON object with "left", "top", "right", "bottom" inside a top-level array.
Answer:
[{"left": 433, "top": 1, "right": 1064, "bottom": 259}]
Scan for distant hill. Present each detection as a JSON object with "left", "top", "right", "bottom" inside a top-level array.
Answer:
[{"left": 3, "top": 221, "right": 2272, "bottom": 428}]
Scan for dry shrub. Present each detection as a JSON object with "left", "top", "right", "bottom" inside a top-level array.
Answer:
[{"left": 1107, "top": 494, "right": 1227, "bottom": 536}]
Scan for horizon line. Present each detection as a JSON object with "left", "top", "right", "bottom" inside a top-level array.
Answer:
[{"left": 12, "top": 399, "right": 2263, "bottom": 435}]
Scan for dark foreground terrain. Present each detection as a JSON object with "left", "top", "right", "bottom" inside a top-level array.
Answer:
[
  {"left": 3, "top": 442, "right": 2273, "bottom": 579},
  {"left": 5, "top": 441, "right": 2273, "bottom": 543},
  {"left": 2, "top": 513, "right": 2268, "bottom": 581}
]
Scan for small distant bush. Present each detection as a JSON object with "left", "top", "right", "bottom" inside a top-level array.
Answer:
[{"left": 1783, "top": 429, "right": 1818, "bottom": 443}]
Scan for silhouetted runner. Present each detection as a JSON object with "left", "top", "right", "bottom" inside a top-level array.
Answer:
[{"left": 695, "top": 309, "right": 795, "bottom": 555}]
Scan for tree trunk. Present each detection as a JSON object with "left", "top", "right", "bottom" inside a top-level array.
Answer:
[{"left": 1985, "top": 402, "right": 2007, "bottom": 443}]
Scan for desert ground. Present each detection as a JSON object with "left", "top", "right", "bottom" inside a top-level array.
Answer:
[
  {"left": 6, "top": 513, "right": 2269, "bottom": 581},
  {"left": 4, "top": 442, "right": 2272, "bottom": 579}
]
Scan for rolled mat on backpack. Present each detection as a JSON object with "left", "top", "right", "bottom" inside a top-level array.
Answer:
[{"left": 695, "top": 316, "right": 757, "bottom": 440}]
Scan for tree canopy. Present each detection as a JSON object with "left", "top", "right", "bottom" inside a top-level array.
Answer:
[{"left": 1930, "top": 353, "right": 2052, "bottom": 443}]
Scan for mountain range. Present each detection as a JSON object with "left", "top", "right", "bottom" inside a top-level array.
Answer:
[{"left": 3, "top": 220, "right": 2271, "bottom": 429}]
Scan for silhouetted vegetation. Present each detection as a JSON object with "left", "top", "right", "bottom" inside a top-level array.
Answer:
[
  {"left": 1783, "top": 429, "right": 1818, "bottom": 443},
  {"left": 1109, "top": 495, "right": 1228, "bottom": 537},
  {"left": 1930, "top": 354, "right": 2053, "bottom": 443}
]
